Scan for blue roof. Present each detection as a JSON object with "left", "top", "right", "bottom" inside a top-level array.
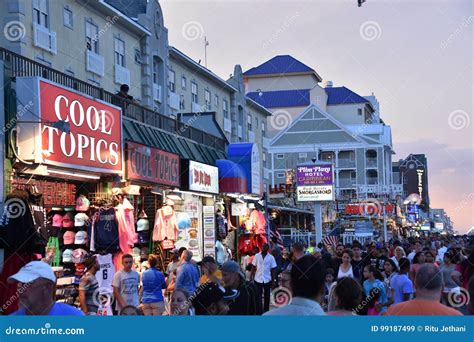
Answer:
[
  {"left": 244, "top": 55, "right": 315, "bottom": 76},
  {"left": 247, "top": 89, "right": 310, "bottom": 108},
  {"left": 325, "top": 86, "right": 370, "bottom": 105}
]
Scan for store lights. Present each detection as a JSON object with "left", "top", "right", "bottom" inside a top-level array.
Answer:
[{"left": 48, "top": 169, "right": 100, "bottom": 180}]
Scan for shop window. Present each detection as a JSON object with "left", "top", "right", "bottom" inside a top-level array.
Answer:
[
  {"left": 34, "top": 0, "right": 49, "bottom": 28},
  {"left": 63, "top": 7, "right": 73, "bottom": 28}
]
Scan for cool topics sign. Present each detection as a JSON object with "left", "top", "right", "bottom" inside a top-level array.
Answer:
[
  {"left": 296, "top": 164, "right": 334, "bottom": 202},
  {"left": 16, "top": 77, "right": 122, "bottom": 174}
]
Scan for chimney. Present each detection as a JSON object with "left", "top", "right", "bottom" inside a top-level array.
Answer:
[{"left": 325, "top": 81, "right": 333, "bottom": 88}]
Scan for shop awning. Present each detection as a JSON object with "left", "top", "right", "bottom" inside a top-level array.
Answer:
[
  {"left": 268, "top": 204, "right": 315, "bottom": 215},
  {"left": 123, "top": 118, "right": 226, "bottom": 165},
  {"left": 216, "top": 159, "right": 248, "bottom": 193}
]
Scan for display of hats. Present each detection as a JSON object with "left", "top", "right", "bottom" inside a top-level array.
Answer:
[
  {"left": 74, "top": 213, "right": 89, "bottom": 227},
  {"left": 63, "top": 231, "right": 76, "bottom": 245},
  {"left": 138, "top": 230, "right": 149, "bottom": 244},
  {"left": 62, "top": 213, "right": 74, "bottom": 228},
  {"left": 74, "top": 231, "right": 88, "bottom": 245},
  {"left": 75, "top": 195, "right": 90, "bottom": 211},
  {"left": 52, "top": 214, "right": 63, "bottom": 228},
  {"left": 136, "top": 218, "right": 149, "bottom": 232},
  {"left": 71, "top": 248, "right": 88, "bottom": 263},
  {"left": 62, "top": 249, "right": 73, "bottom": 263}
]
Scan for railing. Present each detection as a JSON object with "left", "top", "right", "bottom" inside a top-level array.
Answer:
[
  {"left": 338, "top": 158, "right": 356, "bottom": 168},
  {"left": 338, "top": 179, "right": 356, "bottom": 188},
  {"left": 0, "top": 47, "right": 226, "bottom": 151},
  {"left": 367, "top": 177, "right": 378, "bottom": 185}
]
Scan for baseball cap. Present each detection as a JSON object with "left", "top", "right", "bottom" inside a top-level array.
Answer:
[
  {"left": 170, "top": 248, "right": 179, "bottom": 254},
  {"left": 52, "top": 214, "right": 63, "bottom": 227},
  {"left": 62, "top": 213, "right": 74, "bottom": 228},
  {"left": 198, "top": 256, "right": 216, "bottom": 266},
  {"left": 72, "top": 248, "right": 88, "bottom": 263},
  {"left": 8, "top": 261, "right": 56, "bottom": 283},
  {"left": 74, "top": 213, "right": 89, "bottom": 227},
  {"left": 63, "top": 249, "right": 73, "bottom": 263},
  {"left": 63, "top": 231, "right": 76, "bottom": 245},
  {"left": 75, "top": 195, "right": 90, "bottom": 211},
  {"left": 220, "top": 260, "right": 245, "bottom": 279},
  {"left": 136, "top": 218, "right": 149, "bottom": 232},
  {"left": 191, "top": 282, "right": 238, "bottom": 311},
  {"left": 74, "top": 231, "right": 88, "bottom": 245}
]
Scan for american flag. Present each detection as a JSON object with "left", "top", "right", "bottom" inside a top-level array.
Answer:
[
  {"left": 269, "top": 220, "right": 284, "bottom": 250},
  {"left": 322, "top": 236, "right": 338, "bottom": 250}
]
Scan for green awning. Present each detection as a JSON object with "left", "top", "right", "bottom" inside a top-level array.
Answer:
[{"left": 123, "top": 118, "right": 226, "bottom": 164}]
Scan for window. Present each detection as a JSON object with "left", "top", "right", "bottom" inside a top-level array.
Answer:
[
  {"left": 134, "top": 49, "right": 142, "bottom": 64},
  {"left": 33, "top": 0, "right": 48, "bottom": 28},
  {"left": 114, "top": 37, "right": 125, "bottom": 66},
  {"left": 85, "top": 21, "right": 99, "bottom": 53},
  {"left": 263, "top": 152, "right": 267, "bottom": 167},
  {"left": 276, "top": 172, "right": 285, "bottom": 179},
  {"left": 223, "top": 99, "right": 229, "bottom": 118},
  {"left": 215, "top": 95, "right": 219, "bottom": 107},
  {"left": 152, "top": 60, "right": 159, "bottom": 84},
  {"left": 276, "top": 154, "right": 284, "bottom": 159},
  {"left": 205, "top": 89, "right": 211, "bottom": 108},
  {"left": 168, "top": 70, "right": 175, "bottom": 92},
  {"left": 191, "top": 82, "right": 198, "bottom": 103},
  {"left": 181, "top": 76, "right": 187, "bottom": 89},
  {"left": 262, "top": 121, "right": 266, "bottom": 137},
  {"left": 247, "top": 114, "right": 252, "bottom": 131},
  {"left": 63, "top": 7, "right": 73, "bottom": 28},
  {"left": 357, "top": 108, "right": 362, "bottom": 116},
  {"left": 255, "top": 116, "right": 259, "bottom": 129},
  {"left": 299, "top": 152, "right": 307, "bottom": 159}
]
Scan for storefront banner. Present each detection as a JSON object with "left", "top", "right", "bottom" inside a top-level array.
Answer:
[
  {"left": 297, "top": 185, "right": 334, "bottom": 202},
  {"left": 296, "top": 164, "right": 334, "bottom": 202},
  {"left": 126, "top": 142, "right": 180, "bottom": 187},
  {"left": 16, "top": 77, "right": 123, "bottom": 174},
  {"left": 203, "top": 206, "right": 216, "bottom": 258},
  {"left": 189, "top": 161, "right": 219, "bottom": 194}
]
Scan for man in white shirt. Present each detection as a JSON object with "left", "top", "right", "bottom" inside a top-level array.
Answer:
[
  {"left": 264, "top": 255, "right": 326, "bottom": 316},
  {"left": 251, "top": 243, "right": 277, "bottom": 312},
  {"left": 407, "top": 241, "right": 423, "bottom": 262}
]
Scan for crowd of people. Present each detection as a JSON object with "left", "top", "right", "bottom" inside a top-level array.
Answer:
[{"left": 7, "top": 234, "right": 474, "bottom": 316}]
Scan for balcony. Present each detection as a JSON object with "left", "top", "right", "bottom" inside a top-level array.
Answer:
[
  {"left": 366, "top": 158, "right": 377, "bottom": 168},
  {"left": 153, "top": 84, "right": 162, "bottom": 103},
  {"left": 168, "top": 91, "right": 180, "bottom": 110},
  {"left": 223, "top": 118, "right": 232, "bottom": 133},
  {"left": 338, "top": 158, "right": 356, "bottom": 168},
  {"left": 339, "top": 179, "right": 356, "bottom": 188},
  {"left": 0, "top": 47, "right": 227, "bottom": 151},
  {"left": 114, "top": 64, "right": 130, "bottom": 86},
  {"left": 33, "top": 23, "right": 57, "bottom": 54},
  {"left": 367, "top": 177, "right": 378, "bottom": 185},
  {"left": 248, "top": 131, "right": 255, "bottom": 142},
  {"left": 86, "top": 50, "right": 104, "bottom": 77}
]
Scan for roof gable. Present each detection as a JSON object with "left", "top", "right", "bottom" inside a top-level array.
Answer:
[
  {"left": 244, "top": 55, "right": 320, "bottom": 80},
  {"left": 325, "top": 86, "right": 371, "bottom": 105}
]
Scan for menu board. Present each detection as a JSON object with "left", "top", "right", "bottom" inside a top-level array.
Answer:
[{"left": 203, "top": 206, "right": 216, "bottom": 259}]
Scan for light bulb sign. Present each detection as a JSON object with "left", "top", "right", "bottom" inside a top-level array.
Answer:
[{"left": 296, "top": 164, "right": 334, "bottom": 202}]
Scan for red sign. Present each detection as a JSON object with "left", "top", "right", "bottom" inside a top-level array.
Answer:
[
  {"left": 40, "top": 80, "right": 122, "bottom": 173},
  {"left": 344, "top": 203, "right": 395, "bottom": 216},
  {"left": 12, "top": 178, "right": 76, "bottom": 206},
  {"left": 126, "top": 142, "right": 180, "bottom": 187},
  {"left": 269, "top": 183, "right": 295, "bottom": 194}
]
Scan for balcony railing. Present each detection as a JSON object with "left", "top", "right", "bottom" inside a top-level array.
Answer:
[
  {"left": 0, "top": 47, "right": 226, "bottom": 151},
  {"left": 339, "top": 179, "right": 356, "bottom": 188},
  {"left": 367, "top": 177, "right": 378, "bottom": 185},
  {"left": 366, "top": 158, "right": 377, "bottom": 167},
  {"left": 338, "top": 158, "right": 356, "bottom": 168}
]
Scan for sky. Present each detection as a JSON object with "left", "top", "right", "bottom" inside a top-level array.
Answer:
[{"left": 160, "top": 0, "right": 473, "bottom": 233}]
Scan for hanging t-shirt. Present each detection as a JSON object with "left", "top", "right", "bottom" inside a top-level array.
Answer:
[
  {"left": 91, "top": 208, "right": 119, "bottom": 253},
  {"left": 95, "top": 253, "right": 115, "bottom": 316},
  {"left": 153, "top": 206, "right": 179, "bottom": 241}
]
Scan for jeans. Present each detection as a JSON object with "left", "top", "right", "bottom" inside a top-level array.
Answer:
[{"left": 255, "top": 281, "right": 272, "bottom": 312}]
